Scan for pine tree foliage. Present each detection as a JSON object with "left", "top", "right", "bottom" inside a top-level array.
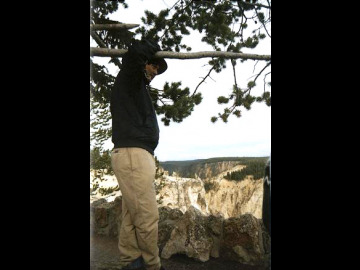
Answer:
[
  {"left": 224, "top": 159, "right": 267, "bottom": 181},
  {"left": 90, "top": 147, "right": 113, "bottom": 173},
  {"left": 90, "top": 59, "right": 114, "bottom": 147},
  {"left": 90, "top": 0, "right": 271, "bottom": 150}
]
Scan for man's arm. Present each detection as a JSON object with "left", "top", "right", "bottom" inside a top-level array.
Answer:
[{"left": 121, "top": 39, "right": 161, "bottom": 76}]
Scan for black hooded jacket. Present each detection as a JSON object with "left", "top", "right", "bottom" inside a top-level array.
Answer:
[{"left": 110, "top": 40, "right": 160, "bottom": 155}]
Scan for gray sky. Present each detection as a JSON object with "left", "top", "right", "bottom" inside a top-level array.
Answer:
[{"left": 91, "top": 0, "right": 271, "bottom": 161}]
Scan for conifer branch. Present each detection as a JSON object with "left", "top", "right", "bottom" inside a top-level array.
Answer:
[{"left": 90, "top": 32, "right": 122, "bottom": 68}]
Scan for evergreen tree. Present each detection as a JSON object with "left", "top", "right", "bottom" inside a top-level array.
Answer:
[
  {"left": 90, "top": 147, "right": 113, "bottom": 174},
  {"left": 224, "top": 159, "right": 267, "bottom": 181}
]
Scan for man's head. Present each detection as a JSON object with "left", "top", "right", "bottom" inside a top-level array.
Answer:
[{"left": 144, "top": 58, "right": 167, "bottom": 82}]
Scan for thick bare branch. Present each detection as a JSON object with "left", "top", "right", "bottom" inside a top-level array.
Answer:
[
  {"left": 90, "top": 24, "right": 140, "bottom": 31},
  {"left": 90, "top": 31, "right": 107, "bottom": 48},
  {"left": 90, "top": 47, "right": 271, "bottom": 61},
  {"left": 90, "top": 31, "right": 122, "bottom": 68}
]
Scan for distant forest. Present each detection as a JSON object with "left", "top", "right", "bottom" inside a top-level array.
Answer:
[
  {"left": 160, "top": 156, "right": 269, "bottom": 178},
  {"left": 224, "top": 159, "right": 267, "bottom": 181},
  {"left": 160, "top": 157, "right": 268, "bottom": 168}
]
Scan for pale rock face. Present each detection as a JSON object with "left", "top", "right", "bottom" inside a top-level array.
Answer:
[
  {"left": 161, "top": 206, "right": 213, "bottom": 262},
  {"left": 205, "top": 178, "right": 263, "bottom": 219},
  {"left": 156, "top": 176, "right": 209, "bottom": 215},
  {"left": 221, "top": 214, "right": 269, "bottom": 265},
  {"left": 156, "top": 173, "right": 263, "bottom": 219}
]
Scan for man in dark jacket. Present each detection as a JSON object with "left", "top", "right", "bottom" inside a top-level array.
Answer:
[{"left": 110, "top": 39, "right": 167, "bottom": 270}]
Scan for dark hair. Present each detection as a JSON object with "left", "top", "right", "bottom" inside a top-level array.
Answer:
[{"left": 148, "top": 58, "right": 167, "bottom": 75}]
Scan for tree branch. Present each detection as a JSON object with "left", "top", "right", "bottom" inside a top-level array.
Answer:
[
  {"left": 193, "top": 65, "right": 216, "bottom": 95},
  {"left": 263, "top": 71, "right": 271, "bottom": 92},
  {"left": 90, "top": 31, "right": 107, "bottom": 48},
  {"left": 90, "top": 47, "right": 271, "bottom": 61},
  {"left": 90, "top": 31, "right": 122, "bottom": 68},
  {"left": 90, "top": 24, "right": 140, "bottom": 31},
  {"left": 254, "top": 8, "right": 271, "bottom": 38},
  {"left": 237, "top": 0, "right": 271, "bottom": 10},
  {"left": 252, "top": 61, "right": 271, "bottom": 83},
  {"left": 231, "top": 60, "right": 238, "bottom": 90}
]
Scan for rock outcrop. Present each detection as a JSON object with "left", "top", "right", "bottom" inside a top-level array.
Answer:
[
  {"left": 90, "top": 198, "right": 270, "bottom": 266},
  {"left": 220, "top": 214, "right": 269, "bottom": 265},
  {"left": 161, "top": 206, "right": 214, "bottom": 262},
  {"left": 156, "top": 176, "right": 209, "bottom": 215},
  {"left": 90, "top": 196, "right": 122, "bottom": 237}
]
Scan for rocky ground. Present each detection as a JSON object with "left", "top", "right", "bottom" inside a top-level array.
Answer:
[{"left": 90, "top": 234, "right": 269, "bottom": 270}]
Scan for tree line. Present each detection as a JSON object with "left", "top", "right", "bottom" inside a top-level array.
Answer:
[{"left": 224, "top": 159, "right": 267, "bottom": 181}]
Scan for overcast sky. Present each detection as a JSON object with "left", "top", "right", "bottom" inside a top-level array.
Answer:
[{"left": 91, "top": 0, "right": 271, "bottom": 161}]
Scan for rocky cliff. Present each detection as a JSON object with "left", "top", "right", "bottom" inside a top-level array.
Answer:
[
  {"left": 156, "top": 164, "right": 263, "bottom": 219},
  {"left": 205, "top": 177, "right": 264, "bottom": 219}
]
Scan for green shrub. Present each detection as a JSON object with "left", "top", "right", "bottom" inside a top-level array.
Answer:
[
  {"left": 98, "top": 185, "right": 120, "bottom": 196},
  {"left": 204, "top": 181, "right": 219, "bottom": 192}
]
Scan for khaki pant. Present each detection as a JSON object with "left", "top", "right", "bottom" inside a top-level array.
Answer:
[{"left": 111, "top": 147, "right": 161, "bottom": 270}]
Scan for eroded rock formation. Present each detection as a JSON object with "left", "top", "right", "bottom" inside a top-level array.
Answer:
[
  {"left": 156, "top": 173, "right": 263, "bottom": 219},
  {"left": 90, "top": 199, "right": 270, "bottom": 266}
]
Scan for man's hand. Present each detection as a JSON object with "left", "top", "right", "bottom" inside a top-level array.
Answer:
[
  {"left": 141, "top": 39, "right": 161, "bottom": 54},
  {"left": 125, "top": 38, "right": 162, "bottom": 68}
]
